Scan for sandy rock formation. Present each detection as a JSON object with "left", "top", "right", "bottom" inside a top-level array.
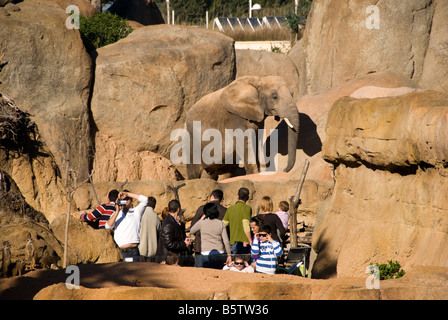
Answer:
[
  {"left": 91, "top": 25, "right": 235, "bottom": 182},
  {"left": 312, "top": 90, "right": 448, "bottom": 278},
  {"left": 419, "top": 0, "right": 448, "bottom": 91},
  {"left": 92, "top": 133, "right": 181, "bottom": 182},
  {"left": 29, "top": 263, "right": 448, "bottom": 300},
  {"left": 0, "top": 173, "right": 64, "bottom": 274},
  {"left": 0, "top": 147, "right": 68, "bottom": 223},
  {"left": 0, "top": 169, "right": 120, "bottom": 269},
  {"left": 0, "top": 95, "right": 68, "bottom": 222},
  {"left": 0, "top": 1, "right": 93, "bottom": 184},
  {"left": 291, "top": 0, "right": 447, "bottom": 96},
  {"left": 50, "top": 215, "right": 122, "bottom": 265},
  {"left": 31, "top": 0, "right": 100, "bottom": 17},
  {"left": 323, "top": 90, "right": 448, "bottom": 169}
]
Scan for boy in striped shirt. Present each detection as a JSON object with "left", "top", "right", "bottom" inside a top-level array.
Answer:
[
  {"left": 251, "top": 224, "right": 283, "bottom": 274},
  {"left": 79, "top": 189, "right": 119, "bottom": 229}
]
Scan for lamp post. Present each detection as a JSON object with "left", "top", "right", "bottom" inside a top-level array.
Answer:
[{"left": 249, "top": 0, "right": 261, "bottom": 18}]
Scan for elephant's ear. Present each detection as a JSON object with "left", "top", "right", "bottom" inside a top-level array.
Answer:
[{"left": 221, "top": 77, "right": 264, "bottom": 122}]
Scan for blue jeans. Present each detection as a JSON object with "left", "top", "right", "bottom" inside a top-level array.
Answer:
[
  {"left": 231, "top": 242, "right": 251, "bottom": 254},
  {"left": 121, "top": 247, "right": 140, "bottom": 262},
  {"left": 196, "top": 250, "right": 227, "bottom": 269}
]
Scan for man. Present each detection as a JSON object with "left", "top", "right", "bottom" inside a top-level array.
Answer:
[
  {"left": 222, "top": 187, "right": 252, "bottom": 255},
  {"left": 190, "top": 189, "right": 227, "bottom": 267},
  {"left": 105, "top": 190, "right": 148, "bottom": 262},
  {"left": 139, "top": 196, "right": 161, "bottom": 262},
  {"left": 155, "top": 199, "right": 192, "bottom": 265},
  {"left": 79, "top": 189, "right": 119, "bottom": 229}
]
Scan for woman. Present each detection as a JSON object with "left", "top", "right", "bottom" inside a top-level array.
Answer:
[
  {"left": 255, "top": 196, "right": 286, "bottom": 243},
  {"left": 189, "top": 202, "right": 232, "bottom": 268},
  {"left": 248, "top": 216, "right": 264, "bottom": 267}
]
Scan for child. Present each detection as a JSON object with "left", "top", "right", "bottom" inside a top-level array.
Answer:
[
  {"left": 223, "top": 255, "right": 254, "bottom": 273},
  {"left": 275, "top": 201, "right": 289, "bottom": 230},
  {"left": 250, "top": 224, "right": 283, "bottom": 274}
]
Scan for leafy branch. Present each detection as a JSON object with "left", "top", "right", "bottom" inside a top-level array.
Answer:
[{"left": 371, "top": 260, "right": 406, "bottom": 280}]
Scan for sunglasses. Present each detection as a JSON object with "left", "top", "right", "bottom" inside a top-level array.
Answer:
[
  {"left": 234, "top": 262, "right": 244, "bottom": 265},
  {"left": 259, "top": 233, "right": 268, "bottom": 237}
]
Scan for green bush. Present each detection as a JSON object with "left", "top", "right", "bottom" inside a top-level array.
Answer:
[
  {"left": 79, "top": 11, "right": 133, "bottom": 52},
  {"left": 373, "top": 260, "right": 406, "bottom": 280}
]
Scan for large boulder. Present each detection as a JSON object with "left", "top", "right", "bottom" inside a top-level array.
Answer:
[
  {"left": 29, "top": 0, "right": 100, "bottom": 17},
  {"left": 322, "top": 90, "right": 448, "bottom": 169},
  {"left": 32, "top": 264, "right": 448, "bottom": 300},
  {"left": 50, "top": 215, "right": 122, "bottom": 265},
  {"left": 292, "top": 0, "right": 444, "bottom": 95},
  {"left": 313, "top": 90, "right": 448, "bottom": 278},
  {"left": 0, "top": 172, "right": 64, "bottom": 273},
  {"left": 91, "top": 25, "right": 235, "bottom": 182},
  {"left": 92, "top": 133, "right": 181, "bottom": 183},
  {"left": 0, "top": 1, "right": 93, "bottom": 185}
]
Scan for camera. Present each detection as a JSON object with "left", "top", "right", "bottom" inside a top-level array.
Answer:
[{"left": 117, "top": 199, "right": 127, "bottom": 206}]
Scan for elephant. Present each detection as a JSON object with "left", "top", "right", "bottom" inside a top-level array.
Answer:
[{"left": 184, "top": 76, "right": 300, "bottom": 179}]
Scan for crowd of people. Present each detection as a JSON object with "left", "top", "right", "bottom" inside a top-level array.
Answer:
[{"left": 79, "top": 187, "right": 290, "bottom": 274}]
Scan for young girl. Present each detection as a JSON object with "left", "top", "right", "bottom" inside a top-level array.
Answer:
[
  {"left": 250, "top": 224, "right": 283, "bottom": 274},
  {"left": 275, "top": 200, "right": 290, "bottom": 230},
  {"left": 223, "top": 255, "right": 254, "bottom": 273}
]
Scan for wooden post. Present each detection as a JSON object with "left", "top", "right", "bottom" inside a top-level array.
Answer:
[
  {"left": 88, "top": 170, "right": 100, "bottom": 207},
  {"left": 289, "top": 159, "right": 309, "bottom": 248},
  {"left": 167, "top": 182, "right": 186, "bottom": 224},
  {"left": 119, "top": 179, "right": 128, "bottom": 192}
]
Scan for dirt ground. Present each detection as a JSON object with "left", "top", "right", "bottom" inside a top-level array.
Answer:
[{"left": 1, "top": 261, "right": 447, "bottom": 300}]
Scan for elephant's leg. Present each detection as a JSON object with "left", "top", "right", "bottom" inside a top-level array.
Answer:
[
  {"left": 244, "top": 163, "right": 259, "bottom": 175},
  {"left": 242, "top": 137, "right": 259, "bottom": 175}
]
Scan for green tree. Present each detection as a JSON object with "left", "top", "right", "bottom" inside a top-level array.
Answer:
[
  {"left": 373, "top": 260, "right": 406, "bottom": 280},
  {"left": 170, "top": 0, "right": 209, "bottom": 25},
  {"left": 79, "top": 11, "right": 133, "bottom": 52}
]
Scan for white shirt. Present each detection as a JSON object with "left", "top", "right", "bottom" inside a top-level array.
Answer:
[
  {"left": 105, "top": 195, "right": 148, "bottom": 248},
  {"left": 275, "top": 210, "right": 289, "bottom": 230}
]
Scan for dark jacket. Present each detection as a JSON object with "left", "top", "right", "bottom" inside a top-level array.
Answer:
[
  {"left": 190, "top": 201, "right": 228, "bottom": 253},
  {"left": 255, "top": 213, "right": 287, "bottom": 242},
  {"left": 155, "top": 214, "right": 190, "bottom": 265}
]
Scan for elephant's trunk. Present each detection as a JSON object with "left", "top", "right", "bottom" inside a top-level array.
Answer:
[{"left": 282, "top": 110, "right": 299, "bottom": 172}]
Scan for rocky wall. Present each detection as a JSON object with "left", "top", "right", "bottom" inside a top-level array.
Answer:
[
  {"left": 290, "top": 0, "right": 448, "bottom": 96},
  {"left": 313, "top": 90, "right": 448, "bottom": 278}
]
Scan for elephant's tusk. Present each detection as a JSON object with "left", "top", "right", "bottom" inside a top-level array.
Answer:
[{"left": 284, "top": 118, "right": 294, "bottom": 129}]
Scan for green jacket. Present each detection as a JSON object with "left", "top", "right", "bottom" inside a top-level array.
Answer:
[{"left": 223, "top": 201, "right": 252, "bottom": 244}]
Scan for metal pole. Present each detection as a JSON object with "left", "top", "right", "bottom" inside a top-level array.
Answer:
[
  {"left": 249, "top": 0, "right": 252, "bottom": 18},
  {"left": 166, "top": 0, "right": 170, "bottom": 24},
  {"left": 206, "top": 11, "right": 209, "bottom": 29}
]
